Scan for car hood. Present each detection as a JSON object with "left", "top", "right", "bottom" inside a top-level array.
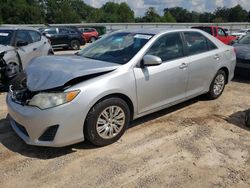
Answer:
[
  {"left": 233, "top": 44, "right": 250, "bottom": 59},
  {"left": 0, "top": 44, "right": 14, "bottom": 53},
  {"left": 26, "top": 56, "right": 120, "bottom": 91}
]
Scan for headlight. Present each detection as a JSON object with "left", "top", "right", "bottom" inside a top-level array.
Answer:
[{"left": 28, "top": 90, "right": 80, "bottom": 110}]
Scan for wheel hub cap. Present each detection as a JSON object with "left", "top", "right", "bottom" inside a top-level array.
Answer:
[
  {"left": 213, "top": 74, "right": 225, "bottom": 96},
  {"left": 96, "top": 106, "right": 125, "bottom": 139}
]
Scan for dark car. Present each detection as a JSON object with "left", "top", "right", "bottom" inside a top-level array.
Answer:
[
  {"left": 40, "top": 27, "right": 86, "bottom": 50},
  {"left": 233, "top": 34, "right": 250, "bottom": 71}
]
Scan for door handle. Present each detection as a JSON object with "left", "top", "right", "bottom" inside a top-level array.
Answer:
[
  {"left": 179, "top": 63, "right": 188, "bottom": 69},
  {"left": 214, "top": 54, "right": 220, "bottom": 60},
  {"left": 33, "top": 48, "right": 37, "bottom": 51}
]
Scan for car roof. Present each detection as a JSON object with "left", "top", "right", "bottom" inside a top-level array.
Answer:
[
  {"left": 118, "top": 28, "right": 202, "bottom": 35},
  {"left": 0, "top": 26, "right": 39, "bottom": 31}
]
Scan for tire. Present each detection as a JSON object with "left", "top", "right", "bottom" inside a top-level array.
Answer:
[
  {"left": 206, "top": 70, "right": 226, "bottom": 100},
  {"left": 84, "top": 97, "right": 130, "bottom": 146},
  {"left": 48, "top": 50, "right": 54, "bottom": 55},
  {"left": 70, "top": 40, "right": 80, "bottom": 50},
  {"left": 90, "top": 37, "right": 96, "bottom": 43},
  {"left": 246, "top": 110, "right": 250, "bottom": 127}
]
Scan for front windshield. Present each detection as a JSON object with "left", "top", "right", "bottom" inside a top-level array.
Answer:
[
  {"left": 78, "top": 32, "right": 153, "bottom": 64},
  {"left": 0, "top": 30, "right": 13, "bottom": 45},
  {"left": 239, "top": 34, "right": 250, "bottom": 44}
]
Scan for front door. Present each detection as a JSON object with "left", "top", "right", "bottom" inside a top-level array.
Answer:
[{"left": 134, "top": 32, "right": 188, "bottom": 114}]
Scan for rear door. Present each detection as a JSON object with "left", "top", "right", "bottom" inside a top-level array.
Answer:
[
  {"left": 134, "top": 32, "right": 189, "bottom": 114},
  {"left": 183, "top": 31, "right": 219, "bottom": 97},
  {"left": 57, "top": 28, "right": 70, "bottom": 46}
]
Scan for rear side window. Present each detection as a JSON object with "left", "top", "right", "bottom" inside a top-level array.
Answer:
[
  {"left": 184, "top": 32, "right": 217, "bottom": 55},
  {"left": 44, "top": 28, "right": 57, "bottom": 34},
  {"left": 147, "top": 32, "right": 184, "bottom": 62},
  {"left": 59, "top": 28, "right": 69, "bottom": 34},
  {"left": 207, "top": 39, "right": 217, "bottom": 50},
  {"left": 29, "top": 31, "right": 41, "bottom": 42}
]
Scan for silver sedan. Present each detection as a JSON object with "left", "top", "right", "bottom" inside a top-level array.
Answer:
[{"left": 7, "top": 28, "right": 236, "bottom": 147}]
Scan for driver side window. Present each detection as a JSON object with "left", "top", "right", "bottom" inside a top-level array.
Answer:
[{"left": 147, "top": 32, "right": 184, "bottom": 62}]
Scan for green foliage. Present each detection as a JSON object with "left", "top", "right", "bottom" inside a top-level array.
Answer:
[
  {"left": 0, "top": 1, "right": 249, "bottom": 24},
  {"left": 142, "top": 7, "right": 162, "bottom": 22},
  {"left": 162, "top": 12, "right": 176, "bottom": 22},
  {"left": 228, "top": 5, "right": 248, "bottom": 22},
  {"left": 98, "top": 2, "right": 134, "bottom": 23}
]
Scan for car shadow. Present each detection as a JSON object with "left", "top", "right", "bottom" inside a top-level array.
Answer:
[
  {"left": 0, "top": 115, "right": 98, "bottom": 159},
  {"left": 226, "top": 110, "right": 250, "bottom": 131},
  {"left": 0, "top": 97, "right": 200, "bottom": 160}
]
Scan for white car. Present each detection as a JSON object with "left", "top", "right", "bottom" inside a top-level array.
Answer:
[
  {"left": 0, "top": 26, "right": 53, "bottom": 80},
  {"left": 232, "top": 29, "right": 250, "bottom": 39}
]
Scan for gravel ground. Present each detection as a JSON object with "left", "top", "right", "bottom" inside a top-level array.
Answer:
[{"left": 0, "top": 54, "right": 250, "bottom": 187}]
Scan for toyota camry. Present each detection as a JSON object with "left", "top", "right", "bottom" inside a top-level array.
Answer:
[{"left": 7, "top": 28, "right": 236, "bottom": 147}]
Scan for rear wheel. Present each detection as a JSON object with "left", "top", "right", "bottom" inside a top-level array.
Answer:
[
  {"left": 206, "top": 70, "right": 226, "bottom": 99},
  {"left": 84, "top": 98, "right": 130, "bottom": 146},
  {"left": 70, "top": 40, "right": 80, "bottom": 50}
]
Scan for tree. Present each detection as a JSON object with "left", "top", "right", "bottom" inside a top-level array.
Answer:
[
  {"left": 142, "top": 7, "right": 162, "bottom": 22},
  {"left": 213, "top": 7, "right": 229, "bottom": 22},
  {"left": 228, "top": 5, "right": 248, "bottom": 22},
  {"left": 0, "top": 0, "right": 44, "bottom": 24},
  {"left": 97, "top": 2, "right": 134, "bottom": 23},
  {"left": 162, "top": 12, "right": 176, "bottom": 22},
  {"left": 164, "top": 7, "right": 192, "bottom": 22}
]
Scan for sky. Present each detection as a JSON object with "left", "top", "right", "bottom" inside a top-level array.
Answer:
[{"left": 84, "top": 0, "right": 250, "bottom": 17}]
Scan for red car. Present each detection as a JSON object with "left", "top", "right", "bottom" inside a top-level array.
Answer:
[
  {"left": 192, "top": 26, "right": 236, "bottom": 45},
  {"left": 79, "top": 28, "right": 99, "bottom": 43}
]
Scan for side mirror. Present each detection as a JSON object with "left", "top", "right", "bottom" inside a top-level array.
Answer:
[
  {"left": 142, "top": 55, "right": 162, "bottom": 67},
  {"left": 16, "top": 40, "right": 28, "bottom": 47}
]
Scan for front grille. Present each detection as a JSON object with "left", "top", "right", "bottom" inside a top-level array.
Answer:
[
  {"left": 237, "top": 58, "right": 250, "bottom": 64},
  {"left": 39, "top": 125, "right": 59, "bottom": 142},
  {"left": 15, "top": 122, "right": 29, "bottom": 137}
]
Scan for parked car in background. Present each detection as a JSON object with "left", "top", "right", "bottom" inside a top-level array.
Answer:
[
  {"left": 7, "top": 28, "right": 236, "bottom": 147},
  {"left": 40, "top": 27, "right": 85, "bottom": 50},
  {"left": 78, "top": 28, "right": 99, "bottom": 43},
  {"left": 232, "top": 29, "right": 250, "bottom": 39},
  {"left": 233, "top": 34, "right": 250, "bottom": 71},
  {"left": 0, "top": 26, "right": 53, "bottom": 88},
  {"left": 192, "top": 26, "right": 236, "bottom": 45}
]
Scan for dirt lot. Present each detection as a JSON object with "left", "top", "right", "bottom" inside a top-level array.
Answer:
[{"left": 0, "top": 70, "right": 250, "bottom": 187}]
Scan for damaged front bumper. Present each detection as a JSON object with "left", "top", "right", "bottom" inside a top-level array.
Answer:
[{"left": 6, "top": 94, "right": 86, "bottom": 147}]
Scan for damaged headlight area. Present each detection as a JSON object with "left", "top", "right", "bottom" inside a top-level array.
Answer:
[{"left": 28, "top": 90, "right": 80, "bottom": 110}]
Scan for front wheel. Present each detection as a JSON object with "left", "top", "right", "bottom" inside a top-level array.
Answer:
[
  {"left": 206, "top": 70, "right": 226, "bottom": 100},
  {"left": 84, "top": 98, "right": 130, "bottom": 146}
]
